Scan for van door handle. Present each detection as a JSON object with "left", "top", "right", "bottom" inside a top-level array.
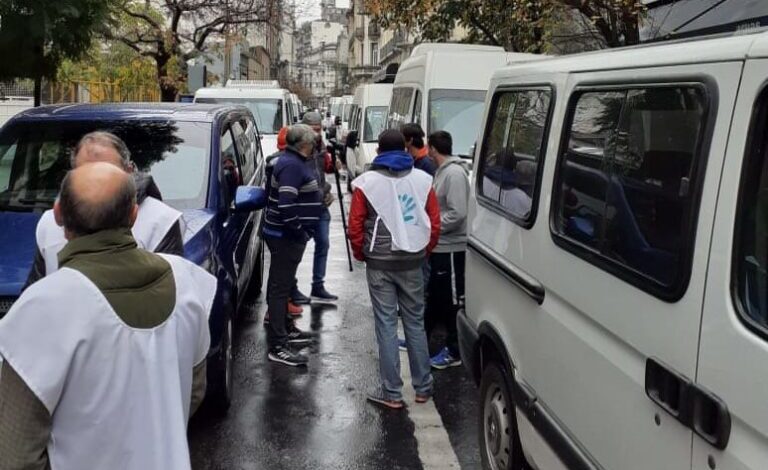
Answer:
[
  {"left": 689, "top": 385, "right": 731, "bottom": 450},
  {"left": 645, "top": 358, "right": 691, "bottom": 424}
]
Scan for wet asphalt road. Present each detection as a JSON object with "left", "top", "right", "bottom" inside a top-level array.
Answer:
[{"left": 188, "top": 199, "right": 483, "bottom": 470}]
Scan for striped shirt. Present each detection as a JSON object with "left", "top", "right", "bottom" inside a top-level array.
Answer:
[{"left": 263, "top": 148, "right": 323, "bottom": 240}]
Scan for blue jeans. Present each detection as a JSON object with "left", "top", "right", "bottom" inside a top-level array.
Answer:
[
  {"left": 311, "top": 208, "right": 331, "bottom": 287},
  {"left": 367, "top": 267, "right": 433, "bottom": 401}
]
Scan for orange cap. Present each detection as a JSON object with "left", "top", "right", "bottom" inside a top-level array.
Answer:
[{"left": 277, "top": 127, "right": 288, "bottom": 150}]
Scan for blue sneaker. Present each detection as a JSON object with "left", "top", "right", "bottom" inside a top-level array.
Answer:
[
  {"left": 430, "top": 347, "right": 462, "bottom": 370},
  {"left": 398, "top": 338, "right": 407, "bottom": 351}
]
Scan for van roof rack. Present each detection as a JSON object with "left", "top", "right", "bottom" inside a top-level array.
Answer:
[{"left": 225, "top": 80, "right": 281, "bottom": 89}]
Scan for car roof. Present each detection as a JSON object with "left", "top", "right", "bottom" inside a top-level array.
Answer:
[
  {"left": 195, "top": 86, "right": 288, "bottom": 100},
  {"left": 12, "top": 102, "right": 243, "bottom": 123}
]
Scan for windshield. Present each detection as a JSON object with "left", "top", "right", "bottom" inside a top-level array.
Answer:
[
  {"left": 429, "top": 89, "right": 487, "bottom": 157},
  {"left": 343, "top": 103, "right": 352, "bottom": 122},
  {"left": 331, "top": 102, "right": 343, "bottom": 117},
  {"left": 196, "top": 97, "right": 282, "bottom": 134},
  {"left": 0, "top": 120, "right": 210, "bottom": 212},
  {"left": 364, "top": 106, "right": 388, "bottom": 142}
]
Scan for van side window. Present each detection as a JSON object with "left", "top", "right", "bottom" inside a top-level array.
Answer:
[
  {"left": 735, "top": 88, "right": 768, "bottom": 337},
  {"left": 477, "top": 89, "right": 552, "bottom": 225},
  {"left": 553, "top": 86, "right": 708, "bottom": 298},
  {"left": 231, "top": 121, "right": 255, "bottom": 184},
  {"left": 413, "top": 90, "right": 423, "bottom": 125},
  {"left": 388, "top": 87, "right": 414, "bottom": 129}
]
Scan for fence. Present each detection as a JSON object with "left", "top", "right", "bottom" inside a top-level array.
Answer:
[{"left": 46, "top": 80, "right": 161, "bottom": 104}]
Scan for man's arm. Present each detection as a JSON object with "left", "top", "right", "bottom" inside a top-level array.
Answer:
[
  {"left": 348, "top": 189, "right": 368, "bottom": 261},
  {"left": 276, "top": 164, "right": 309, "bottom": 236},
  {"left": 426, "top": 188, "right": 441, "bottom": 254},
  {"left": 21, "top": 250, "right": 46, "bottom": 293},
  {"left": 190, "top": 360, "right": 207, "bottom": 417},
  {"left": 0, "top": 362, "right": 51, "bottom": 470},
  {"left": 154, "top": 221, "right": 184, "bottom": 256},
  {"left": 439, "top": 170, "right": 469, "bottom": 234}
]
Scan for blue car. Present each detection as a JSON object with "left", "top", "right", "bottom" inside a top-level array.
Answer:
[{"left": 0, "top": 103, "right": 267, "bottom": 412}]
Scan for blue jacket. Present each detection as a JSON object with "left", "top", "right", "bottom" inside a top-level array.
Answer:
[{"left": 263, "top": 148, "right": 323, "bottom": 240}]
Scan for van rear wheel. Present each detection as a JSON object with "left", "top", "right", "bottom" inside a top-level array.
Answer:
[{"left": 479, "top": 362, "right": 524, "bottom": 470}]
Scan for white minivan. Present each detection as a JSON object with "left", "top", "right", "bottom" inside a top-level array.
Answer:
[
  {"left": 461, "top": 31, "right": 768, "bottom": 470},
  {"left": 345, "top": 83, "right": 392, "bottom": 177},
  {"left": 386, "top": 43, "right": 543, "bottom": 159},
  {"left": 194, "top": 82, "right": 295, "bottom": 157}
]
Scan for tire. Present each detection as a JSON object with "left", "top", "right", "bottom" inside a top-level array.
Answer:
[
  {"left": 210, "top": 315, "right": 234, "bottom": 413},
  {"left": 479, "top": 362, "right": 525, "bottom": 470}
]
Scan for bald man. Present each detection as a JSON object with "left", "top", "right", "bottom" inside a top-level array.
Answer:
[
  {"left": 24, "top": 131, "right": 183, "bottom": 288},
  {"left": 0, "top": 163, "right": 215, "bottom": 470}
]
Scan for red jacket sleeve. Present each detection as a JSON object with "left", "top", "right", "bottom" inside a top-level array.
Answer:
[
  {"left": 426, "top": 188, "right": 441, "bottom": 254},
  {"left": 348, "top": 189, "right": 368, "bottom": 261}
]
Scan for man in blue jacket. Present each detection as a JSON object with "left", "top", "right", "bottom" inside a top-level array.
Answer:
[{"left": 263, "top": 124, "right": 323, "bottom": 367}]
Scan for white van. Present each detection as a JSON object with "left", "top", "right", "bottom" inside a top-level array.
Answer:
[
  {"left": 461, "top": 31, "right": 768, "bottom": 470},
  {"left": 386, "top": 43, "right": 543, "bottom": 159},
  {"left": 194, "top": 83, "right": 294, "bottom": 156},
  {"left": 345, "top": 83, "right": 392, "bottom": 177}
]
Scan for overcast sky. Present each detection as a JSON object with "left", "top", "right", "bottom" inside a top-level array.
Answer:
[{"left": 296, "top": 0, "right": 350, "bottom": 24}]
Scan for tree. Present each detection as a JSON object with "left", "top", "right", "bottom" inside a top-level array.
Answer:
[
  {"left": 367, "top": 0, "right": 645, "bottom": 54},
  {"left": 106, "top": 0, "right": 276, "bottom": 102},
  {"left": 0, "top": 0, "right": 115, "bottom": 105}
]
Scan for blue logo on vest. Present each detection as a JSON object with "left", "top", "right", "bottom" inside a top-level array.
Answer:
[{"left": 399, "top": 193, "right": 416, "bottom": 225}]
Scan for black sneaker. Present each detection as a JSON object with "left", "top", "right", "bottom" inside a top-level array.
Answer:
[
  {"left": 287, "top": 323, "right": 316, "bottom": 345},
  {"left": 268, "top": 345, "right": 308, "bottom": 367},
  {"left": 291, "top": 288, "right": 311, "bottom": 305},
  {"left": 311, "top": 285, "right": 338, "bottom": 303}
]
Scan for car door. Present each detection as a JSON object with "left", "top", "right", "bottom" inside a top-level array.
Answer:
[{"left": 694, "top": 58, "right": 768, "bottom": 470}]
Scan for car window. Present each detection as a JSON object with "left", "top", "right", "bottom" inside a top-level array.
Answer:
[
  {"left": 231, "top": 120, "right": 255, "bottom": 184},
  {"left": 413, "top": 90, "right": 423, "bottom": 125},
  {"left": 429, "top": 89, "right": 487, "bottom": 158},
  {"left": 221, "top": 126, "right": 241, "bottom": 208},
  {"left": 477, "top": 89, "right": 552, "bottom": 225},
  {"left": 735, "top": 87, "right": 768, "bottom": 337},
  {"left": 0, "top": 143, "right": 16, "bottom": 192},
  {"left": 553, "top": 86, "right": 708, "bottom": 297},
  {"left": 364, "top": 106, "right": 389, "bottom": 143},
  {"left": 388, "top": 87, "right": 414, "bottom": 130}
]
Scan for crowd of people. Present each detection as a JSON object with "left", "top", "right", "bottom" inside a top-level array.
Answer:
[{"left": 0, "top": 114, "right": 471, "bottom": 467}]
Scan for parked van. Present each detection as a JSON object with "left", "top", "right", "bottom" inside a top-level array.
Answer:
[
  {"left": 386, "top": 43, "right": 542, "bottom": 159},
  {"left": 345, "top": 83, "right": 392, "bottom": 177},
  {"left": 194, "top": 81, "right": 294, "bottom": 156},
  {"left": 461, "top": 31, "right": 768, "bottom": 470}
]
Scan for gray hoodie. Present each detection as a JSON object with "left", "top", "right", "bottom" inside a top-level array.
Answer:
[{"left": 433, "top": 156, "right": 470, "bottom": 253}]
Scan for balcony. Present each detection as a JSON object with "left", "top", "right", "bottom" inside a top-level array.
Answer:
[
  {"left": 368, "top": 22, "right": 380, "bottom": 39},
  {"left": 354, "top": 27, "right": 365, "bottom": 40}
]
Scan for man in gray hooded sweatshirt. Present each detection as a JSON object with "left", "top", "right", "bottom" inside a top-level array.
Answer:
[{"left": 425, "top": 130, "right": 470, "bottom": 369}]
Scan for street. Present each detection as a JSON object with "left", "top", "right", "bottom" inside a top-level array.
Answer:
[{"left": 188, "top": 199, "right": 482, "bottom": 470}]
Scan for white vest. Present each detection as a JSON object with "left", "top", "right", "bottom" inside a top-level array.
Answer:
[
  {"left": 0, "top": 255, "right": 215, "bottom": 470},
  {"left": 36, "top": 197, "right": 182, "bottom": 274},
  {"left": 352, "top": 169, "right": 433, "bottom": 253}
]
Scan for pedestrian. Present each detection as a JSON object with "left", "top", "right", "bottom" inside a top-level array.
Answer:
[
  {"left": 263, "top": 124, "right": 323, "bottom": 367},
  {"left": 24, "top": 131, "right": 183, "bottom": 288},
  {"left": 291, "top": 111, "right": 338, "bottom": 304},
  {"left": 402, "top": 123, "right": 437, "bottom": 177},
  {"left": 0, "top": 162, "right": 215, "bottom": 470},
  {"left": 349, "top": 129, "right": 441, "bottom": 409},
  {"left": 425, "top": 131, "right": 470, "bottom": 369}
]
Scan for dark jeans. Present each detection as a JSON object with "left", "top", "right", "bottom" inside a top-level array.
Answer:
[
  {"left": 266, "top": 236, "right": 307, "bottom": 348},
  {"left": 311, "top": 208, "right": 331, "bottom": 287},
  {"left": 425, "top": 251, "right": 466, "bottom": 356}
]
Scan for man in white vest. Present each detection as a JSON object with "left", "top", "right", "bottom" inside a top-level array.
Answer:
[
  {"left": 348, "top": 129, "right": 441, "bottom": 409},
  {"left": 24, "top": 131, "right": 183, "bottom": 287},
  {"left": 0, "top": 162, "right": 215, "bottom": 470}
]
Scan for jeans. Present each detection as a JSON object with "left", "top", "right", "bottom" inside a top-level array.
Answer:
[
  {"left": 311, "top": 208, "right": 331, "bottom": 287},
  {"left": 425, "top": 251, "right": 466, "bottom": 356},
  {"left": 367, "top": 267, "right": 433, "bottom": 401},
  {"left": 266, "top": 236, "right": 307, "bottom": 348}
]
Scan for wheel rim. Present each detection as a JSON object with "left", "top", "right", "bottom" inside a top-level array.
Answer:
[
  {"left": 483, "top": 383, "right": 512, "bottom": 470},
  {"left": 225, "top": 319, "right": 233, "bottom": 397}
]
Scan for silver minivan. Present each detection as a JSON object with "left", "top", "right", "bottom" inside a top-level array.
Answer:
[{"left": 461, "top": 30, "right": 768, "bottom": 470}]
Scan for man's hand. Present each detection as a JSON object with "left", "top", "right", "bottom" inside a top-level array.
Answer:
[{"left": 323, "top": 192, "right": 335, "bottom": 207}]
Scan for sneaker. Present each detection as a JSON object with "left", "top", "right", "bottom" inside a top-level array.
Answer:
[
  {"left": 366, "top": 393, "right": 405, "bottom": 410},
  {"left": 291, "top": 288, "right": 311, "bottom": 305},
  {"left": 430, "top": 347, "right": 462, "bottom": 370},
  {"left": 398, "top": 338, "right": 407, "bottom": 351},
  {"left": 311, "top": 285, "right": 338, "bottom": 303},
  {"left": 287, "top": 323, "right": 316, "bottom": 345},
  {"left": 288, "top": 301, "right": 304, "bottom": 316},
  {"left": 268, "top": 346, "right": 308, "bottom": 367}
]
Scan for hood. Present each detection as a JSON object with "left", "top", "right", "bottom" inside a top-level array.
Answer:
[
  {"left": 179, "top": 209, "right": 217, "bottom": 266},
  {"left": 0, "top": 211, "right": 42, "bottom": 296},
  {"left": 371, "top": 150, "right": 414, "bottom": 172}
]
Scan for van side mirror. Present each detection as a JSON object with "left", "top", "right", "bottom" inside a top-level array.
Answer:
[
  {"left": 335, "top": 116, "right": 342, "bottom": 126},
  {"left": 234, "top": 186, "right": 267, "bottom": 212},
  {"left": 346, "top": 130, "right": 359, "bottom": 149}
]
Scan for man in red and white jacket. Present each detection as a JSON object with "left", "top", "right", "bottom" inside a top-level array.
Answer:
[{"left": 348, "top": 129, "right": 441, "bottom": 410}]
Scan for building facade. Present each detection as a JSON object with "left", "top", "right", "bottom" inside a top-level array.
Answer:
[{"left": 346, "top": 0, "right": 381, "bottom": 89}]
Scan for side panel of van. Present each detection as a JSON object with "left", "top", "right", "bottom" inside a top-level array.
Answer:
[{"left": 694, "top": 59, "right": 768, "bottom": 470}]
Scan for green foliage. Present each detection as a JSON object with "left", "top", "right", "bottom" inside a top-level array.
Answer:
[{"left": 0, "top": 0, "right": 115, "bottom": 80}]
